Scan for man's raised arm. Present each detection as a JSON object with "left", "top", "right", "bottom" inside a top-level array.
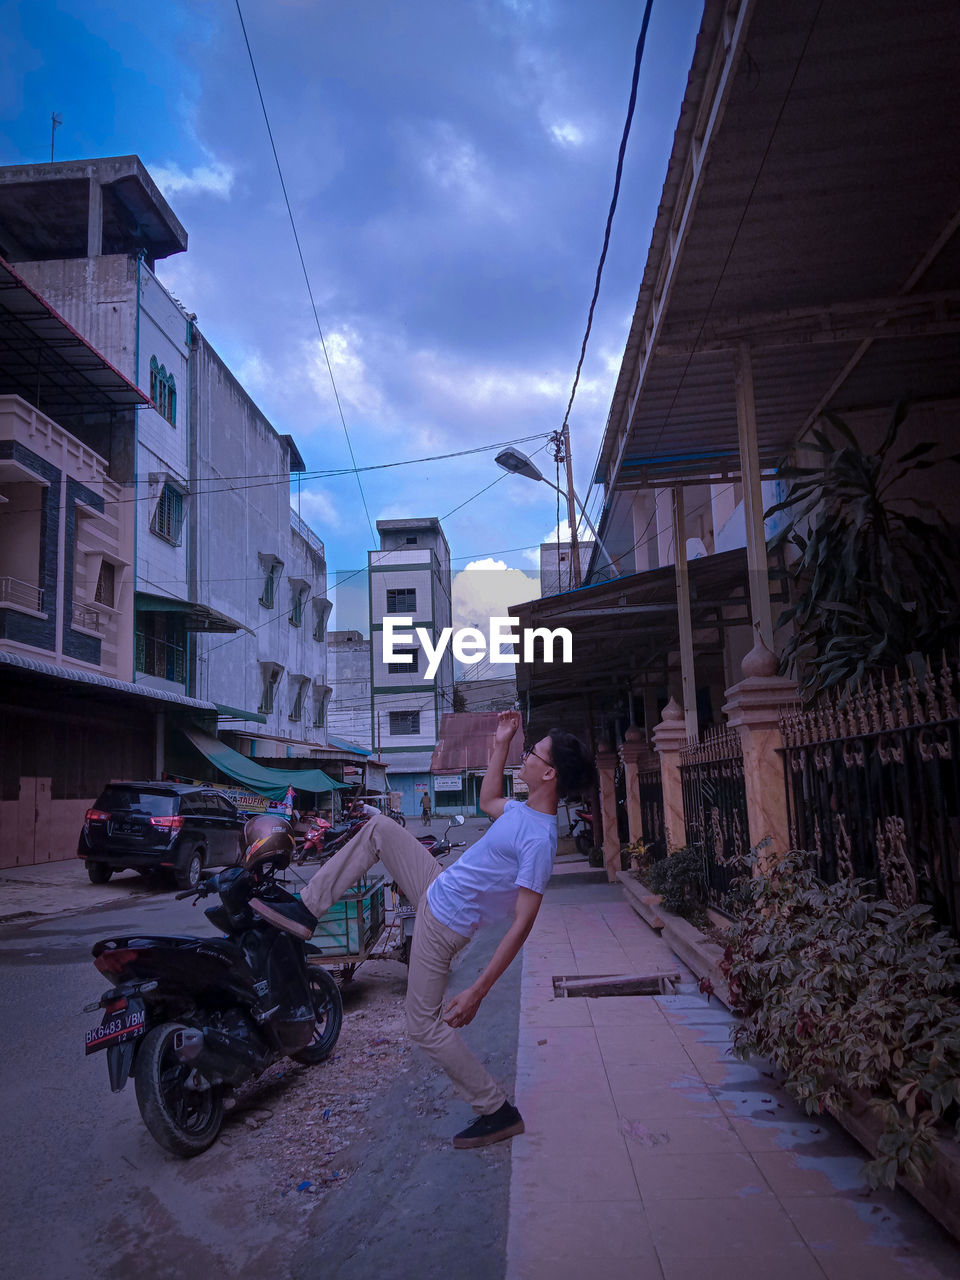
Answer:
[{"left": 479, "top": 709, "right": 521, "bottom": 819}]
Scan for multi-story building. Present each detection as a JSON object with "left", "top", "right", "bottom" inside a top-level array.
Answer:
[
  {"left": 0, "top": 156, "right": 360, "bottom": 804},
  {"left": 327, "top": 630, "right": 372, "bottom": 750},
  {"left": 0, "top": 257, "right": 224, "bottom": 865},
  {"left": 369, "top": 517, "right": 453, "bottom": 812}
]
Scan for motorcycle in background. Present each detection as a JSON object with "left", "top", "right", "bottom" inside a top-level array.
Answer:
[{"left": 569, "top": 806, "right": 595, "bottom": 857}]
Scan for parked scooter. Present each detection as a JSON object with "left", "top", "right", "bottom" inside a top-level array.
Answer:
[
  {"left": 294, "top": 814, "right": 331, "bottom": 863},
  {"left": 569, "top": 806, "right": 595, "bottom": 856},
  {"left": 83, "top": 831, "right": 342, "bottom": 1157},
  {"left": 415, "top": 814, "right": 467, "bottom": 860}
]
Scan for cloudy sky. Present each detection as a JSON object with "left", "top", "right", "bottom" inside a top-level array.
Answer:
[{"left": 1, "top": 0, "right": 701, "bottom": 612}]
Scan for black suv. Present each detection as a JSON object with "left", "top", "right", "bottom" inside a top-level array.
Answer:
[{"left": 78, "top": 782, "right": 245, "bottom": 890}]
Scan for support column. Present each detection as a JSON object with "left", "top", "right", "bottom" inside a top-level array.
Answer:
[
  {"left": 672, "top": 487, "right": 698, "bottom": 740},
  {"left": 87, "top": 178, "right": 103, "bottom": 258},
  {"left": 595, "top": 741, "right": 620, "bottom": 882},
  {"left": 618, "top": 725, "right": 646, "bottom": 845},
  {"left": 651, "top": 697, "right": 687, "bottom": 852},
  {"left": 722, "top": 638, "right": 799, "bottom": 861},
  {"left": 734, "top": 343, "right": 774, "bottom": 649},
  {"left": 154, "top": 711, "right": 165, "bottom": 778}
]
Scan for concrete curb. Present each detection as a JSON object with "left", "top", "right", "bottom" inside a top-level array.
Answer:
[
  {"left": 617, "top": 871, "right": 733, "bottom": 1008},
  {"left": 617, "top": 869, "right": 960, "bottom": 1245}
]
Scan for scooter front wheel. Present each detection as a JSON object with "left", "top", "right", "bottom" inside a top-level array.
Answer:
[
  {"left": 292, "top": 967, "right": 344, "bottom": 1065},
  {"left": 134, "top": 1022, "right": 224, "bottom": 1157}
]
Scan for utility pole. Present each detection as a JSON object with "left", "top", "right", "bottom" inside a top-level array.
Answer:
[
  {"left": 562, "top": 424, "right": 581, "bottom": 588},
  {"left": 377, "top": 711, "right": 382, "bottom": 761},
  {"left": 50, "top": 113, "right": 62, "bottom": 162}
]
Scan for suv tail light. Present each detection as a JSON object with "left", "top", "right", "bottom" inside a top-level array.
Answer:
[
  {"left": 85, "top": 809, "right": 110, "bottom": 824},
  {"left": 149, "top": 815, "right": 184, "bottom": 832}
]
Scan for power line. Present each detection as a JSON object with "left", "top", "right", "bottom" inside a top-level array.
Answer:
[
  {"left": 235, "top": 0, "right": 375, "bottom": 542},
  {"left": 560, "top": 0, "right": 653, "bottom": 438}
]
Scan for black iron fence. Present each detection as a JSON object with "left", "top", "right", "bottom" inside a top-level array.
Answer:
[
  {"left": 781, "top": 656, "right": 960, "bottom": 937},
  {"left": 680, "top": 726, "right": 748, "bottom": 909},
  {"left": 638, "top": 762, "right": 666, "bottom": 862}
]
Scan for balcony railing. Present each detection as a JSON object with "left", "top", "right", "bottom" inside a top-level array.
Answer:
[
  {"left": 290, "top": 512, "right": 325, "bottom": 561},
  {"left": 136, "top": 632, "right": 186, "bottom": 684},
  {"left": 72, "top": 602, "right": 106, "bottom": 633},
  {"left": 0, "top": 576, "right": 44, "bottom": 612}
]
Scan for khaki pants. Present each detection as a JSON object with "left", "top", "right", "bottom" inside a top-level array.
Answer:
[{"left": 300, "top": 814, "right": 506, "bottom": 1114}]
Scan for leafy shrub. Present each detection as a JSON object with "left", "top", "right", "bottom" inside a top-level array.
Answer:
[
  {"left": 720, "top": 846, "right": 960, "bottom": 1187},
  {"left": 638, "top": 845, "right": 707, "bottom": 921}
]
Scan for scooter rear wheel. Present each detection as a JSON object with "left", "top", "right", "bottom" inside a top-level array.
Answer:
[
  {"left": 292, "top": 967, "right": 343, "bottom": 1065},
  {"left": 134, "top": 1022, "right": 224, "bottom": 1157}
]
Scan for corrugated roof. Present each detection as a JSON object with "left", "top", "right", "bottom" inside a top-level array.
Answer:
[{"left": 430, "top": 713, "right": 525, "bottom": 773}]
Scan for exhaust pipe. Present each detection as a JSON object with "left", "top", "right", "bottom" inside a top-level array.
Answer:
[{"left": 172, "top": 1026, "right": 264, "bottom": 1085}]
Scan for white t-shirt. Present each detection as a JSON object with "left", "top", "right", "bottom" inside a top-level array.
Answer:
[{"left": 426, "top": 800, "right": 557, "bottom": 938}]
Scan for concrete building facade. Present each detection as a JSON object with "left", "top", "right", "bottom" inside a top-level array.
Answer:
[
  {"left": 0, "top": 156, "right": 355, "bottom": 802},
  {"left": 369, "top": 517, "right": 453, "bottom": 813}
]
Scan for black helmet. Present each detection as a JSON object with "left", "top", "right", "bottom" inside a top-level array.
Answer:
[{"left": 240, "top": 815, "right": 294, "bottom": 872}]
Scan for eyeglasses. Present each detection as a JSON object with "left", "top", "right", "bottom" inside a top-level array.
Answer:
[{"left": 521, "top": 746, "right": 552, "bottom": 767}]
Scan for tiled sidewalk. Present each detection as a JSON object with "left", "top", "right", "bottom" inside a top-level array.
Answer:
[{"left": 506, "top": 872, "right": 960, "bottom": 1280}]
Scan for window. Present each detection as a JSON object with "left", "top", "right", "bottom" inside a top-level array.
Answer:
[
  {"left": 259, "top": 557, "right": 283, "bottom": 609},
  {"left": 313, "top": 695, "right": 325, "bottom": 728},
  {"left": 388, "top": 649, "right": 419, "bottom": 675},
  {"left": 259, "top": 662, "right": 283, "bottom": 714},
  {"left": 289, "top": 678, "right": 308, "bottom": 722},
  {"left": 405, "top": 536, "right": 418, "bottom": 545},
  {"left": 136, "top": 612, "right": 186, "bottom": 683},
  {"left": 386, "top": 588, "right": 416, "bottom": 614},
  {"left": 289, "top": 585, "right": 308, "bottom": 627},
  {"left": 151, "top": 483, "right": 185, "bottom": 545},
  {"left": 389, "top": 710, "right": 420, "bottom": 736},
  {"left": 149, "top": 356, "right": 177, "bottom": 426},
  {"left": 94, "top": 560, "right": 115, "bottom": 608}
]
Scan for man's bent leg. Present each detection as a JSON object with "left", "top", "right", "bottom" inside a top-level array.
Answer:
[
  {"left": 405, "top": 899, "right": 506, "bottom": 1115},
  {"left": 300, "top": 814, "right": 440, "bottom": 919}
]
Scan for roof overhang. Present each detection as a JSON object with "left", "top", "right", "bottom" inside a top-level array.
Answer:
[
  {"left": 0, "top": 649, "right": 218, "bottom": 713},
  {"left": 0, "top": 257, "right": 149, "bottom": 420},
  {"left": 596, "top": 0, "right": 960, "bottom": 493},
  {"left": 515, "top": 547, "right": 788, "bottom": 708},
  {"left": 135, "top": 591, "right": 250, "bottom": 635}
]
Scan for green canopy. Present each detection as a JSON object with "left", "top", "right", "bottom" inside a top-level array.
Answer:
[{"left": 182, "top": 727, "right": 349, "bottom": 801}]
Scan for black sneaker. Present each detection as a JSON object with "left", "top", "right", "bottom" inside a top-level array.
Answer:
[
  {"left": 452, "top": 1102, "right": 524, "bottom": 1149},
  {"left": 250, "top": 896, "right": 318, "bottom": 941}
]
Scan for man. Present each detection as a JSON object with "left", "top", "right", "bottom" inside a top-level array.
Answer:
[
  {"left": 251, "top": 710, "right": 595, "bottom": 1149},
  {"left": 420, "top": 789, "right": 432, "bottom": 825}
]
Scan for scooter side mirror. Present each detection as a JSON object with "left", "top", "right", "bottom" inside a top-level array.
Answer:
[{"left": 453, "top": 814, "right": 465, "bottom": 825}]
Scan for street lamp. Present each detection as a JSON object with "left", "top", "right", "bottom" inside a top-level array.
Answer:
[{"left": 495, "top": 446, "right": 617, "bottom": 586}]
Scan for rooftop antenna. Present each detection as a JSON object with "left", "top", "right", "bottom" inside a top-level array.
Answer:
[{"left": 50, "top": 112, "right": 62, "bottom": 162}]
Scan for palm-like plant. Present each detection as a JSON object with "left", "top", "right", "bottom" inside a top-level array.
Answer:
[{"left": 766, "top": 402, "right": 960, "bottom": 701}]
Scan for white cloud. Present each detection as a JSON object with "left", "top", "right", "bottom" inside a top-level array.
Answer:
[
  {"left": 294, "top": 488, "right": 341, "bottom": 531},
  {"left": 523, "top": 519, "right": 595, "bottom": 566},
  {"left": 452, "top": 560, "right": 540, "bottom": 631},
  {"left": 151, "top": 161, "right": 235, "bottom": 199},
  {"left": 415, "top": 121, "right": 513, "bottom": 219},
  {"left": 548, "top": 120, "right": 585, "bottom": 148},
  {"left": 304, "top": 328, "right": 384, "bottom": 418}
]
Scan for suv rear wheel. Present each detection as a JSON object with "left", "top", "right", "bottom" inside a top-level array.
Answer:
[
  {"left": 175, "top": 849, "right": 204, "bottom": 891},
  {"left": 87, "top": 861, "right": 113, "bottom": 885}
]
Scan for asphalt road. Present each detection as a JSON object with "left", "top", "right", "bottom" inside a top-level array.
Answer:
[{"left": 0, "top": 834, "right": 520, "bottom": 1280}]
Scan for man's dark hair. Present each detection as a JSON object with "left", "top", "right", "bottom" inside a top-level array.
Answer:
[{"left": 546, "top": 728, "right": 596, "bottom": 800}]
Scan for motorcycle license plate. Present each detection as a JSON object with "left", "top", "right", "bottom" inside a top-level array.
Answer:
[{"left": 85, "top": 1001, "right": 146, "bottom": 1055}]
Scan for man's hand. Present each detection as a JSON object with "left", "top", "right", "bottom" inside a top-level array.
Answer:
[
  {"left": 494, "top": 709, "right": 522, "bottom": 746},
  {"left": 443, "top": 984, "right": 483, "bottom": 1029}
]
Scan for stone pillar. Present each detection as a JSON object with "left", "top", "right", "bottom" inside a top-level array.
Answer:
[
  {"left": 618, "top": 725, "right": 646, "bottom": 845},
  {"left": 722, "top": 638, "right": 800, "bottom": 860},
  {"left": 595, "top": 741, "right": 620, "bottom": 882},
  {"left": 651, "top": 696, "right": 687, "bottom": 852}
]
